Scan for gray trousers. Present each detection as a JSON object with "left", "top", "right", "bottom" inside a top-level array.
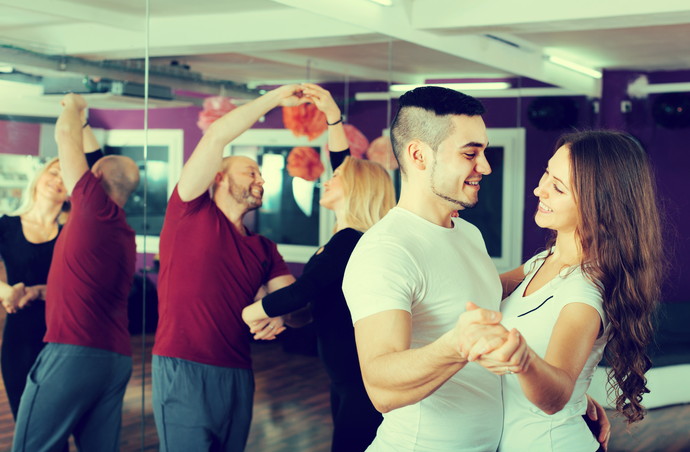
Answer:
[
  {"left": 152, "top": 355, "right": 254, "bottom": 452},
  {"left": 12, "top": 343, "right": 132, "bottom": 452}
]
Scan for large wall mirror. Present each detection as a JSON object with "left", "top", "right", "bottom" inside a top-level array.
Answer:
[
  {"left": 0, "top": 0, "right": 151, "bottom": 449},
  {"left": 2, "top": 1, "right": 690, "bottom": 451}
]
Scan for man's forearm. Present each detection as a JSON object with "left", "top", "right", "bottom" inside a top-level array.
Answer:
[{"left": 361, "top": 333, "right": 466, "bottom": 413}]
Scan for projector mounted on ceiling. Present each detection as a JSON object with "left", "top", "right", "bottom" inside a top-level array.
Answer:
[{"left": 42, "top": 76, "right": 174, "bottom": 100}]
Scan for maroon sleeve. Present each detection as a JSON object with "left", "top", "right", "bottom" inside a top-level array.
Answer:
[
  {"left": 166, "top": 185, "right": 212, "bottom": 220},
  {"left": 70, "top": 172, "right": 120, "bottom": 220},
  {"left": 264, "top": 238, "right": 291, "bottom": 282}
]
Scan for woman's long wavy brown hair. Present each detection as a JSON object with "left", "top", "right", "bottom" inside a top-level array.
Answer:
[{"left": 554, "top": 130, "right": 663, "bottom": 423}]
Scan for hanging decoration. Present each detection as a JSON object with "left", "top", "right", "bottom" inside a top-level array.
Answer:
[
  {"left": 286, "top": 146, "right": 325, "bottom": 182},
  {"left": 366, "top": 136, "right": 398, "bottom": 170},
  {"left": 282, "top": 104, "right": 327, "bottom": 140},
  {"left": 197, "top": 96, "right": 236, "bottom": 132},
  {"left": 325, "top": 124, "right": 369, "bottom": 159}
]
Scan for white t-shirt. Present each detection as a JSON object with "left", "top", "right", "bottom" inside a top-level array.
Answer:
[
  {"left": 343, "top": 207, "right": 503, "bottom": 452},
  {"left": 499, "top": 251, "right": 608, "bottom": 452}
]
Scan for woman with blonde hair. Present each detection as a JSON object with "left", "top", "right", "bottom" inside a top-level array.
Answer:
[
  {"left": 242, "top": 84, "right": 395, "bottom": 452},
  {"left": 0, "top": 156, "right": 69, "bottom": 418}
]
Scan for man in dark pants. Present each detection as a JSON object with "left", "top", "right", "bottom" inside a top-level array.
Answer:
[
  {"left": 152, "top": 85, "right": 304, "bottom": 451},
  {"left": 12, "top": 93, "right": 140, "bottom": 452}
]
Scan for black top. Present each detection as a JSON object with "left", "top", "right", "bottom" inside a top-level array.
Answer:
[
  {"left": 86, "top": 148, "right": 104, "bottom": 168},
  {"left": 262, "top": 148, "right": 361, "bottom": 385},
  {"left": 0, "top": 215, "right": 57, "bottom": 288},
  {"left": 263, "top": 227, "right": 363, "bottom": 386}
]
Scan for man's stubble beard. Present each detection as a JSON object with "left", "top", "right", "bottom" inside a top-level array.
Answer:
[
  {"left": 429, "top": 159, "right": 477, "bottom": 210},
  {"left": 230, "top": 181, "right": 263, "bottom": 210}
]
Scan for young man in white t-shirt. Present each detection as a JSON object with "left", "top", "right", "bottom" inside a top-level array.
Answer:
[
  {"left": 343, "top": 86, "right": 513, "bottom": 451},
  {"left": 343, "top": 87, "right": 610, "bottom": 452}
]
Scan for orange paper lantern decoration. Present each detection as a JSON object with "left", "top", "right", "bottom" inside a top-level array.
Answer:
[
  {"left": 197, "top": 96, "right": 236, "bottom": 132},
  {"left": 327, "top": 124, "right": 370, "bottom": 159},
  {"left": 366, "top": 136, "right": 399, "bottom": 170},
  {"left": 282, "top": 104, "right": 327, "bottom": 140},
  {"left": 286, "top": 147, "right": 325, "bottom": 182},
  {"left": 343, "top": 124, "right": 370, "bottom": 159}
]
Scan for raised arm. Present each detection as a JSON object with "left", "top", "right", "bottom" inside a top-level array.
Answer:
[
  {"left": 82, "top": 114, "right": 102, "bottom": 154},
  {"left": 178, "top": 84, "right": 307, "bottom": 201},
  {"left": 55, "top": 94, "right": 89, "bottom": 193},
  {"left": 301, "top": 83, "right": 348, "bottom": 153},
  {"left": 354, "top": 305, "right": 507, "bottom": 413}
]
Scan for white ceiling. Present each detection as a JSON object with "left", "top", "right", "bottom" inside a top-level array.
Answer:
[{"left": 2, "top": 0, "right": 690, "bottom": 99}]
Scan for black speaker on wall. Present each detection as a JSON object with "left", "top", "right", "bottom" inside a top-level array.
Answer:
[
  {"left": 527, "top": 97, "right": 579, "bottom": 131},
  {"left": 652, "top": 92, "right": 690, "bottom": 129}
]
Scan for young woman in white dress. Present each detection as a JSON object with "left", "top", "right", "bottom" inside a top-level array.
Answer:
[{"left": 481, "top": 130, "right": 663, "bottom": 451}]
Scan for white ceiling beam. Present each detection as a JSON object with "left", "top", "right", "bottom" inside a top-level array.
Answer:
[
  {"left": 2, "top": 9, "right": 383, "bottom": 60},
  {"left": 410, "top": 0, "right": 690, "bottom": 32},
  {"left": 245, "top": 51, "right": 418, "bottom": 83},
  {"left": 272, "top": 0, "right": 601, "bottom": 96},
  {"left": 147, "top": 9, "right": 375, "bottom": 58},
  {"left": 0, "top": 0, "right": 144, "bottom": 31},
  {"left": 145, "top": 35, "right": 390, "bottom": 60},
  {"left": 1, "top": 22, "right": 146, "bottom": 59}
]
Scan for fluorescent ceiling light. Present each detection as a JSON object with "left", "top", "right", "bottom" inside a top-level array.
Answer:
[
  {"left": 0, "top": 64, "right": 13, "bottom": 73},
  {"left": 390, "top": 82, "right": 511, "bottom": 92},
  {"left": 548, "top": 56, "right": 602, "bottom": 79},
  {"left": 367, "top": 0, "right": 393, "bottom": 5}
]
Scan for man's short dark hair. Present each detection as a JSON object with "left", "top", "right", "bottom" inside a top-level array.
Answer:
[{"left": 390, "top": 86, "right": 485, "bottom": 174}]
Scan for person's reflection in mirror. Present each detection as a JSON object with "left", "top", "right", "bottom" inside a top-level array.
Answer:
[
  {"left": 152, "top": 85, "right": 309, "bottom": 452},
  {"left": 0, "top": 157, "right": 68, "bottom": 426},
  {"left": 242, "top": 83, "right": 395, "bottom": 452},
  {"left": 12, "top": 93, "right": 140, "bottom": 452}
]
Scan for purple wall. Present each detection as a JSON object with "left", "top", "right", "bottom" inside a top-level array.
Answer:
[
  {"left": 88, "top": 74, "right": 690, "bottom": 302},
  {"left": 0, "top": 120, "right": 40, "bottom": 155},
  {"left": 598, "top": 70, "right": 690, "bottom": 303},
  {"left": 479, "top": 72, "right": 689, "bottom": 303},
  {"left": 88, "top": 106, "right": 202, "bottom": 161}
]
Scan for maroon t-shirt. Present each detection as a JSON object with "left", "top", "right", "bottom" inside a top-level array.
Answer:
[
  {"left": 44, "top": 171, "right": 136, "bottom": 356},
  {"left": 153, "top": 187, "right": 290, "bottom": 369}
]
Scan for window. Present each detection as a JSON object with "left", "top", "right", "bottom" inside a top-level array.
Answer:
[
  {"left": 229, "top": 128, "right": 525, "bottom": 269},
  {"left": 103, "top": 129, "right": 183, "bottom": 254},
  {"left": 227, "top": 129, "right": 332, "bottom": 263},
  {"left": 465, "top": 128, "right": 525, "bottom": 273}
]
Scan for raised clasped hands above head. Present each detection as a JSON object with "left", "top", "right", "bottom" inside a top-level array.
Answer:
[
  {"left": 271, "top": 83, "right": 342, "bottom": 121},
  {"left": 60, "top": 92, "right": 88, "bottom": 111},
  {"left": 449, "top": 302, "right": 532, "bottom": 375},
  {"left": 299, "top": 83, "right": 342, "bottom": 123}
]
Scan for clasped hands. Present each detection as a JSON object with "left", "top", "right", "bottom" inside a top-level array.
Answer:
[
  {"left": 0, "top": 283, "right": 42, "bottom": 314},
  {"left": 272, "top": 83, "right": 341, "bottom": 119},
  {"left": 240, "top": 287, "right": 286, "bottom": 341},
  {"left": 451, "top": 302, "right": 532, "bottom": 376}
]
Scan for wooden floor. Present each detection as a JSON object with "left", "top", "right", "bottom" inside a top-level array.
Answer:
[{"left": 0, "top": 333, "right": 688, "bottom": 451}]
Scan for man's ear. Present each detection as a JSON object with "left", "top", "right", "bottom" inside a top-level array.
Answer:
[
  {"left": 214, "top": 172, "right": 224, "bottom": 184},
  {"left": 407, "top": 139, "right": 428, "bottom": 171}
]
